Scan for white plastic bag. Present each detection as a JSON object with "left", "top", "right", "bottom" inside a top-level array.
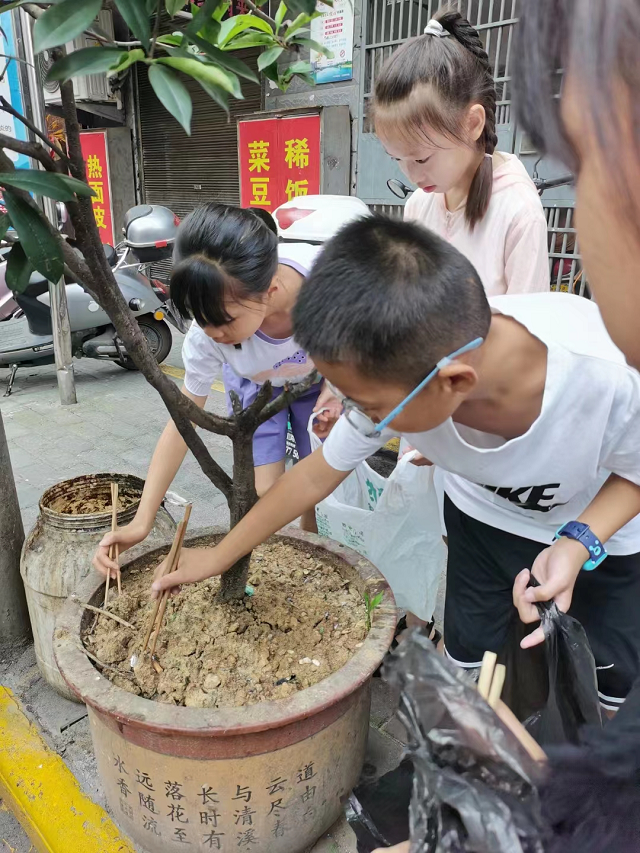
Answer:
[{"left": 311, "top": 417, "right": 446, "bottom": 620}]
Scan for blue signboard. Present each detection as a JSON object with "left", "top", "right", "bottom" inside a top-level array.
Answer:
[{"left": 0, "top": 10, "right": 30, "bottom": 172}]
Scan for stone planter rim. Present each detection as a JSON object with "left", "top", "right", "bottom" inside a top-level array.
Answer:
[
  {"left": 54, "top": 526, "right": 397, "bottom": 738},
  {"left": 39, "top": 472, "right": 150, "bottom": 531}
]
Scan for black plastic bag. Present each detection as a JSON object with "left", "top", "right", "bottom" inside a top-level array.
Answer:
[
  {"left": 346, "top": 760, "right": 414, "bottom": 852},
  {"left": 500, "top": 598, "right": 602, "bottom": 746},
  {"left": 349, "top": 632, "right": 547, "bottom": 852}
]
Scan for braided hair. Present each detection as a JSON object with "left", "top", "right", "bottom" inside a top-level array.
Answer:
[{"left": 373, "top": 10, "right": 498, "bottom": 229}]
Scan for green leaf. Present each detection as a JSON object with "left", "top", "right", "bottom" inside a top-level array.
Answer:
[
  {"left": 196, "top": 80, "right": 229, "bottom": 116},
  {"left": 0, "top": 0, "right": 40, "bottom": 12},
  {"left": 157, "top": 56, "right": 242, "bottom": 98},
  {"left": 291, "top": 36, "right": 332, "bottom": 57},
  {"left": 113, "top": 0, "right": 152, "bottom": 50},
  {"left": 148, "top": 64, "right": 193, "bottom": 134},
  {"left": 258, "top": 46, "right": 283, "bottom": 71},
  {"left": 284, "top": 12, "right": 311, "bottom": 37},
  {"left": 275, "top": 1, "right": 287, "bottom": 27},
  {"left": 222, "top": 32, "right": 274, "bottom": 50},
  {"left": 33, "top": 0, "right": 103, "bottom": 54},
  {"left": 0, "top": 212, "right": 10, "bottom": 242},
  {"left": 3, "top": 193, "right": 63, "bottom": 282},
  {"left": 5, "top": 243, "right": 33, "bottom": 294},
  {"left": 188, "top": 33, "right": 258, "bottom": 82},
  {"left": 165, "top": 0, "right": 185, "bottom": 15},
  {"left": 157, "top": 34, "right": 185, "bottom": 47},
  {"left": 185, "top": 0, "right": 226, "bottom": 39},
  {"left": 0, "top": 171, "right": 95, "bottom": 201},
  {"left": 108, "top": 48, "right": 146, "bottom": 75},
  {"left": 218, "top": 13, "right": 274, "bottom": 48},
  {"left": 47, "top": 47, "right": 126, "bottom": 83},
  {"left": 286, "top": 0, "right": 323, "bottom": 14},
  {"left": 282, "top": 59, "right": 312, "bottom": 80}
]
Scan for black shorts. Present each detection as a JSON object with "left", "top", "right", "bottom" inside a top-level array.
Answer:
[{"left": 443, "top": 495, "right": 640, "bottom": 710}]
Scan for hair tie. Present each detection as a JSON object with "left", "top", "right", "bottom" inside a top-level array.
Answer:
[{"left": 424, "top": 20, "right": 450, "bottom": 37}]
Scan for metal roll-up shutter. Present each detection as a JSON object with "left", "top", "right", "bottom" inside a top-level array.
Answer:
[{"left": 136, "top": 49, "right": 262, "bottom": 278}]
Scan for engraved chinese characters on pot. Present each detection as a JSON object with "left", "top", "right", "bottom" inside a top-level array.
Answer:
[{"left": 108, "top": 750, "right": 328, "bottom": 847}]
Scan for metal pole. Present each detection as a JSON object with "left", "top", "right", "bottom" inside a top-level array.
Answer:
[
  {"left": 0, "top": 410, "right": 30, "bottom": 645},
  {"left": 20, "top": 9, "right": 77, "bottom": 405}
]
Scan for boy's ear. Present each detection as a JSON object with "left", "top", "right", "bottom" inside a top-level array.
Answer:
[{"left": 438, "top": 362, "right": 478, "bottom": 395}]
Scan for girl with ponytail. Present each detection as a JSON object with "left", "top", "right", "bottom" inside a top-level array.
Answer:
[{"left": 374, "top": 10, "right": 549, "bottom": 297}]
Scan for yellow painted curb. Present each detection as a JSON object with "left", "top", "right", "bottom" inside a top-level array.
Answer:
[
  {"left": 0, "top": 686, "right": 136, "bottom": 853},
  {"left": 160, "top": 362, "right": 225, "bottom": 394}
]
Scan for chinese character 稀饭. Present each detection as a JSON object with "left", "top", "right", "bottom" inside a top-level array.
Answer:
[
  {"left": 93, "top": 206, "right": 106, "bottom": 229},
  {"left": 249, "top": 177, "right": 270, "bottom": 207},
  {"left": 89, "top": 181, "right": 104, "bottom": 204},
  {"left": 285, "top": 179, "right": 309, "bottom": 202},
  {"left": 284, "top": 137, "right": 310, "bottom": 170},
  {"left": 248, "top": 140, "right": 270, "bottom": 173},
  {"left": 86, "top": 154, "right": 102, "bottom": 179}
]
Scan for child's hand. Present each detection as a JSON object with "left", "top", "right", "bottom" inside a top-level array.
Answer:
[
  {"left": 312, "top": 383, "right": 343, "bottom": 438},
  {"left": 513, "top": 536, "right": 587, "bottom": 648},
  {"left": 151, "top": 546, "right": 226, "bottom": 599},
  {"left": 92, "top": 519, "right": 152, "bottom": 578}
]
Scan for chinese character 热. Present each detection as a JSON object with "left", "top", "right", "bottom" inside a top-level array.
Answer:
[
  {"left": 301, "top": 784, "right": 316, "bottom": 803},
  {"left": 168, "top": 803, "right": 189, "bottom": 823},
  {"left": 266, "top": 776, "right": 287, "bottom": 796},
  {"left": 272, "top": 819, "right": 287, "bottom": 838},
  {"left": 202, "top": 829, "right": 225, "bottom": 849},
  {"left": 237, "top": 828, "right": 258, "bottom": 846},
  {"left": 173, "top": 827, "right": 190, "bottom": 843},
  {"left": 297, "top": 763, "right": 316, "bottom": 783},
  {"left": 232, "top": 784, "right": 252, "bottom": 803},
  {"left": 234, "top": 805, "right": 256, "bottom": 826},
  {"left": 285, "top": 179, "right": 308, "bottom": 201},
  {"left": 249, "top": 177, "right": 270, "bottom": 207},
  {"left": 139, "top": 792, "right": 157, "bottom": 813},
  {"left": 117, "top": 778, "right": 131, "bottom": 798},
  {"left": 200, "top": 809, "right": 221, "bottom": 827},
  {"left": 93, "top": 206, "right": 106, "bottom": 229},
  {"left": 248, "top": 140, "right": 270, "bottom": 173},
  {"left": 200, "top": 786, "right": 219, "bottom": 805},
  {"left": 119, "top": 798, "right": 134, "bottom": 820},
  {"left": 136, "top": 770, "right": 154, "bottom": 791},
  {"left": 113, "top": 755, "right": 127, "bottom": 774},
  {"left": 89, "top": 181, "right": 104, "bottom": 204},
  {"left": 165, "top": 781, "right": 185, "bottom": 800},
  {"left": 284, "top": 137, "right": 310, "bottom": 169},
  {"left": 268, "top": 798, "right": 286, "bottom": 815},
  {"left": 86, "top": 154, "right": 102, "bottom": 179},
  {"left": 142, "top": 814, "right": 161, "bottom": 835}
]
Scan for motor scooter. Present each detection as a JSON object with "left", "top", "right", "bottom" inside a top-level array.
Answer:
[{"left": 0, "top": 204, "right": 187, "bottom": 396}]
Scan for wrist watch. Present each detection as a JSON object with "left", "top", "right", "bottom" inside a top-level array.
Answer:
[{"left": 554, "top": 521, "right": 608, "bottom": 571}]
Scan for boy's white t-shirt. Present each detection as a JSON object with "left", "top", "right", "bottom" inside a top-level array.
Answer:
[
  {"left": 182, "top": 242, "right": 321, "bottom": 395},
  {"left": 322, "top": 293, "right": 640, "bottom": 555}
]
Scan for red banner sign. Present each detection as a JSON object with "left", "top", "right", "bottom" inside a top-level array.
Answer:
[
  {"left": 79, "top": 131, "right": 114, "bottom": 246},
  {"left": 238, "top": 115, "right": 321, "bottom": 210}
]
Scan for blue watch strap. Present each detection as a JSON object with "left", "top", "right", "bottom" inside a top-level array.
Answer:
[{"left": 554, "top": 521, "right": 607, "bottom": 571}]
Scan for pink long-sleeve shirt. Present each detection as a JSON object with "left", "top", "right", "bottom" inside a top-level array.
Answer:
[{"left": 404, "top": 153, "right": 550, "bottom": 296}]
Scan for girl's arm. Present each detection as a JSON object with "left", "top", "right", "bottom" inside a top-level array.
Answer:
[
  {"left": 93, "top": 386, "right": 208, "bottom": 577},
  {"left": 504, "top": 210, "right": 550, "bottom": 294}
]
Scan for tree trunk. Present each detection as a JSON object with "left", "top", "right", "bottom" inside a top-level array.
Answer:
[
  {"left": 0, "top": 411, "right": 30, "bottom": 645},
  {"left": 220, "top": 427, "right": 259, "bottom": 602}
]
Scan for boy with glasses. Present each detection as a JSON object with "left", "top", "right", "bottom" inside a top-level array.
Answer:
[{"left": 149, "top": 216, "right": 640, "bottom": 711}]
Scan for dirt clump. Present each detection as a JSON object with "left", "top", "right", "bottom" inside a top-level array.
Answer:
[{"left": 83, "top": 536, "right": 368, "bottom": 708}]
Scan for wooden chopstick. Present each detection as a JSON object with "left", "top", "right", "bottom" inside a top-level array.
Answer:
[
  {"left": 476, "top": 651, "right": 546, "bottom": 763},
  {"left": 104, "top": 482, "right": 119, "bottom": 607},
  {"left": 142, "top": 503, "right": 192, "bottom": 655}
]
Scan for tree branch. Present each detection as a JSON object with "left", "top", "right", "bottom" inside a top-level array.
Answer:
[
  {"left": 0, "top": 95, "right": 67, "bottom": 161},
  {"left": 244, "top": 0, "right": 278, "bottom": 30},
  {"left": 149, "top": 0, "right": 163, "bottom": 60},
  {"left": 252, "top": 370, "right": 320, "bottom": 427},
  {"left": 0, "top": 132, "right": 61, "bottom": 172}
]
